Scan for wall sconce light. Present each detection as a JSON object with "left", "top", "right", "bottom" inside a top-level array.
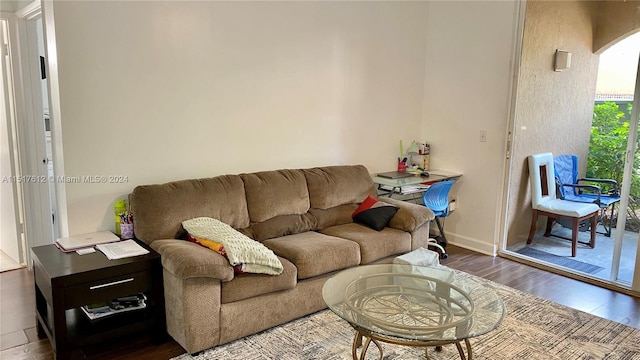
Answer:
[{"left": 554, "top": 50, "right": 571, "bottom": 72}]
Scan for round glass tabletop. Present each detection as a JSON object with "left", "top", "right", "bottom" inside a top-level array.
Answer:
[{"left": 322, "top": 264, "right": 506, "bottom": 342}]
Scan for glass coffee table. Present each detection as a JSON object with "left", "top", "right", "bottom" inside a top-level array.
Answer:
[{"left": 322, "top": 264, "right": 505, "bottom": 360}]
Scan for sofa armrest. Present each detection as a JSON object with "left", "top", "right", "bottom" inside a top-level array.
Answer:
[
  {"left": 150, "top": 239, "right": 235, "bottom": 281},
  {"left": 384, "top": 198, "right": 435, "bottom": 232}
]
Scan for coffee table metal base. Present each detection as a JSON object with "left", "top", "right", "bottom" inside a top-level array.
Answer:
[{"left": 351, "top": 326, "right": 473, "bottom": 360}]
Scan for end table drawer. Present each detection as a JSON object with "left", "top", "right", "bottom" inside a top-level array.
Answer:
[{"left": 65, "top": 271, "right": 152, "bottom": 308}]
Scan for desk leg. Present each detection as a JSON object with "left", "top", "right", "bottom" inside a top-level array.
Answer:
[{"left": 376, "top": 184, "right": 395, "bottom": 198}]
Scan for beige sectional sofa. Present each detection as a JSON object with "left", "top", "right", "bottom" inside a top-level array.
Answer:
[{"left": 129, "top": 165, "right": 434, "bottom": 354}]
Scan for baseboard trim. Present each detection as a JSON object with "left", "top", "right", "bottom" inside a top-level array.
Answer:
[{"left": 446, "top": 232, "right": 496, "bottom": 256}]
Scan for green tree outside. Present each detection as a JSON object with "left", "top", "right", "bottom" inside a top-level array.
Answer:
[{"left": 587, "top": 102, "right": 638, "bottom": 230}]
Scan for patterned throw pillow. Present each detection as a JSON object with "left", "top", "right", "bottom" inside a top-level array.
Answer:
[{"left": 351, "top": 195, "right": 398, "bottom": 231}]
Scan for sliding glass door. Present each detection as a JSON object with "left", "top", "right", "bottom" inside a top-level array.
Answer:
[
  {"left": 501, "top": 3, "right": 640, "bottom": 294},
  {"left": 609, "top": 55, "right": 640, "bottom": 289}
]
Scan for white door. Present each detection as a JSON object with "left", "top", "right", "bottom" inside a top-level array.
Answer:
[
  {"left": 0, "top": 18, "right": 24, "bottom": 265},
  {"left": 30, "top": 16, "right": 58, "bottom": 244},
  {"left": 1, "top": 6, "right": 57, "bottom": 262}
]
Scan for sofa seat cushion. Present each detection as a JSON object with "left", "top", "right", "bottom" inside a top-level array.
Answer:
[
  {"left": 221, "top": 257, "right": 297, "bottom": 304},
  {"left": 262, "top": 232, "right": 361, "bottom": 279},
  {"left": 321, "top": 223, "right": 411, "bottom": 264}
]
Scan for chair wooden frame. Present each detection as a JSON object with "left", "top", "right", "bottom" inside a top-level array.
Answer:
[
  {"left": 527, "top": 209, "right": 597, "bottom": 258},
  {"left": 527, "top": 153, "right": 600, "bottom": 257}
]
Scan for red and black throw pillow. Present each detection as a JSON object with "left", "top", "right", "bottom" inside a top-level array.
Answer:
[{"left": 352, "top": 195, "right": 399, "bottom": 231}]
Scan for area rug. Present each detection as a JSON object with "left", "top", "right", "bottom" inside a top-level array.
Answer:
[
  {"left": 516, "top": 246, "right": 604, "bottom": 274},
  {"left": 170, "top": 270, "right": 639, "bottom": 360}
]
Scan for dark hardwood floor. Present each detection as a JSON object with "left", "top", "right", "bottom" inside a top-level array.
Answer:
[{"left": 1, "top": 245, "right": 638, "bottom": 360}]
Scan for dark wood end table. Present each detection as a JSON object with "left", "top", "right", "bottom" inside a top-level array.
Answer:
[{"left": 31, "top": 241, "right": 165, "bottom": 360}]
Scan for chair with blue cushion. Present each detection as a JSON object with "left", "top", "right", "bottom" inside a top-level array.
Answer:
[
  {"left": 554, "top": 154, "right": 620, "bottom": 237},
  {"left": 422, "top": 180, "right": 455, "bottom": 258}
]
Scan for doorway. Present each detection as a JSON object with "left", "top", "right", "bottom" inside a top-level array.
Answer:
[
  {"left": 506, "top": 34, "right": 639, "bottom": 287},
  {"left": 500, "top": 1, "right": 640, "bottom": 295},
  {"left": 591, "top": 33, "right": 640, "bottom": 286},
  {"left": 0, "top": 4, "right": 56, "bottom": 270},
  {"left": 0, "top": 17, "right": 24, "bottom": 272}
]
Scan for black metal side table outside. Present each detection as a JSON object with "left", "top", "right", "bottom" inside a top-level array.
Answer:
[{"left": 31, "top": 241, "right": 166, "bottom": 360}]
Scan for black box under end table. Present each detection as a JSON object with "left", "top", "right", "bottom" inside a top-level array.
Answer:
[{"left": 31, "top": 241, "right": 165, "bottom": 360}]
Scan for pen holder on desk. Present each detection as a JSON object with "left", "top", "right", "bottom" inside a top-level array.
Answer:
[
  {"left": 397, "top": 161, "right": 407, "bottom": 173},
  {"left": 120, "top": 223, "right": 134, "bottom": 240}
]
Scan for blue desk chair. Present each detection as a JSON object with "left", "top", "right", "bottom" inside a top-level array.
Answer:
[
  {"left": 422, "top": 180, "right": 455, "bottom": 258},
  {"left": 554, "top": 154, "right": 620, "bottom": 237}
]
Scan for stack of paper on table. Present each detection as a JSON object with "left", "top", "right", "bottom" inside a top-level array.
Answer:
[
  {"left": 400, "top": 184, "right": 431, "bottom": 193},
  {"left": 379, "top": 184, "right": 430, "bottom": 195},
  {"left": 96, "top": 239, "right": 149, "bottom": 260}
]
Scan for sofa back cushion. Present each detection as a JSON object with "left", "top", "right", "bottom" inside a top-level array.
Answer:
[
  {"left": 129, "top": 175, "right": 250, "bottom": 244},
  {"left": 303, "top": 165, "right": 376, "bottom": 210},
  {"left": 309, "top": 204, "right": 358, "bottom": 230},
  {"left": 241, "top": 170, "right": 310, "bottom": 223},
  {"left": 250, "top": 213, "right": 317, "bottom": 242}
]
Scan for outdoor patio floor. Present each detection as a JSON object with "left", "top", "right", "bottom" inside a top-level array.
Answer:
[{"left": 507, "top": 224, "right": 638, "bottom": 284}]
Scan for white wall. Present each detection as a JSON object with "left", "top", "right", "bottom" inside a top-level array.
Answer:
[
  {"left": 47, "top": 1, "right": 521, "bottom": 251},
  {"left": 48, "top": 1, "right": 433, "bottom": 235},
  {"left": 422, "top": 1, "right": 520, "bottom": 254}
]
